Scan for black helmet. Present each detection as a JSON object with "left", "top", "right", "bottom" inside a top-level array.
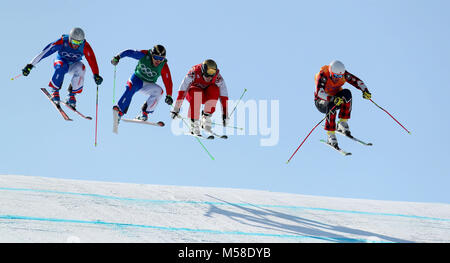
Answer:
[
  {"left": 201, "top": 59, "right": 217, "bottom": 77},
  {"left": 151, "top": 45, "right": 166, "bottom": 57}
]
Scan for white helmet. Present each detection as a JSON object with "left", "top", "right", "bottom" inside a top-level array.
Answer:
[
  {"left": 329, "top": 60, "right": 346, "bottom": 78},
  {"left": 69, "top": 27, "right": 85, "bottom": 44}
]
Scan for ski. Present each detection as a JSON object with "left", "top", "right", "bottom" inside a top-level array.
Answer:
[
  {"left": 320, "top": 124, "right": 373, "bottom": 146},
  {"left": 122, "top": 118, "right": 165, "bottom": 127},
  {"left": 40, "top": 88, "right": 73, "bottom": 121},
  {"left": 320, "top": 139, "right": 352, "bottom": 156},
  {"left": 335, "top": 131, "right": 373, "bottom": 146},
  {"left": 185, "top": 132, "right": 214, "bottom": 140},
  {"left": 112, "top": 108, "right": 120, "bottom": 134},
  {"left": 203, "top": 129, "right": 228, "bottom": 139},
  {"left": 60, "top": 101, "right": 92, "bottom": 120}
]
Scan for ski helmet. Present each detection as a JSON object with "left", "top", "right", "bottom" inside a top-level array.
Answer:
[
  {"left": 151, "top": 45, "right": 166, "bottom": 57},
  {"left": 329, "top": 60, "right": 346, "bottom": 79},
  {"left": 201, "top": 59, "right": 217, "bottom": 77},
  {"left": 69, "top": 27, "right": 85, "bottom": 45}
]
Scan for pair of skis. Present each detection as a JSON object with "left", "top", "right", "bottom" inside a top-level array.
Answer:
[
  {"left": 41, "top": 88, "right": 92, "bottom": 121},
  {"left": 185, "top": 129, "right": 228, "bottom": 140},
  {"left": 112, "top": 108, "right": 228, "bottom": 140},
  {"left": 173, "top": 114, "right": 228, "bottom": 140},
  {"left": 112, "top": 108, "right": 165, "bottom": 134},
  {"left": 321, "top": 130, "right": 372, "bottom": 156}
]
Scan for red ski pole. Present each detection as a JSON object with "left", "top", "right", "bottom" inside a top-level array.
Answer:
[
  {"left": 370, "top": 99, "right": 411, "bottom": 134},
  {"left": 94, "top": 85, "right": 99, "bottom": 147},
  {"left": 286, "top": 104, "right": 338, "bottom": 164},
  {"left": 10, "top": 74, "right": 23, "bottom": 81}
]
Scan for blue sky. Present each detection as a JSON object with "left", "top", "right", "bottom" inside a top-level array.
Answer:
[{"left": 1, "top": 0, "right": 449, "bottom": 203}]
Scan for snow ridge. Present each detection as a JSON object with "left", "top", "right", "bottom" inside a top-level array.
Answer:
[{"left": 1, "top": 175, "right": 449, "bottom": 243}]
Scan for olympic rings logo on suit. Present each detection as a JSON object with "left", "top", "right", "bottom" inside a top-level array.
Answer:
[
  {"left": 137, "top": 64, "right": 158, "bottom": 78},
  {"left": 60, "top": 51, "right": 83, "bottom": 60}
]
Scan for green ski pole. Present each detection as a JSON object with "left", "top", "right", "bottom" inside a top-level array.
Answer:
[
  {"left": 229, "top": 88, "right": 247, "bottom": 116},
  {"left": 170, "top": 105, "right": 215, "bottom": 160}
]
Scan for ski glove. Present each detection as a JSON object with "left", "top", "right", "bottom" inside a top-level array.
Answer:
[
  {"left": 165, "top": 95, "right": 173, "bottom": 106},
  {"left": 22, "top": 64, "right": 33, "bottom": 76},
  {"left": 94, "top": 74, "right": 103, "bottom": 85},
  {"left": 170, "top": 108, "right": 180, "bottom": 119},
  {"left": 333, "top": 96, "right": 344, "bottom": 106},
  {"left": 362, "top": 91, "right": 372, "bottom": 100},
  {"left": 111, "top": 55, "right": 120, "bottom": 66}
]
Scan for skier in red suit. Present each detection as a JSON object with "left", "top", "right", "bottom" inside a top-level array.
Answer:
[
  {"left": 171, "top": 59, "right": 229, "bottom": 136},
  {"left": 314, "top": 60, "right": 371, "bottom": 146}
]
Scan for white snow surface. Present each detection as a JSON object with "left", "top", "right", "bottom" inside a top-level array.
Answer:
[{"left": 0, "top": 174, "right": 449, "bottom": 243}]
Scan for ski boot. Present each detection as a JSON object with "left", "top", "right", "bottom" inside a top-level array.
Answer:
[
  {"left": 51, "top": 89, "right": 60, "bottom": 106},
  {"left": 337, "top": 119, "right": 351, "bottom": 136},
  {"left": 201, "top": 111, "right": 213, "bottom": 132},
  {"left": 327, "top": 131, "right": 338, "bottom": 147},
  {"left": 136, "top": 102, "right": 151, "bottom": 121},
  {"left": 136, "top": 111, "right": 149, "bottom": 121},
  {"left": 190, "top": 119, "right": 201, "bottom": 136},
  {"left": 65, "top": 94, "right": 77, "bottom": 109},
  {"left": 112, "top": 106, "right": 124, "bottom": 122},
  {"left": 65, "top": 84, "right": 76, "bottom": 109}
]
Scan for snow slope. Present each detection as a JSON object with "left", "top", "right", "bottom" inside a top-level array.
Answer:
[{"left": 0, "top": 174, "right": 449, "bottom": 243}]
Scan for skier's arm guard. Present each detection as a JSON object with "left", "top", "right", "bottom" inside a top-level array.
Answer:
[
  {"left": 30, "top": 38, "right": 63, "bottom": 66},
  {"left": 161, "top": 63, "right": 173, "bottom": 97},
  {"left": 220, "top": 96, "right": 228, "bottom": 119},
  {"left": 173, "top": 90, "right": 185, "bottom": 113},
  {"left": 345, "top": 71, "right": 369, "bottom": 93},
  {"left": 83, "top": 41, "right": 100, "bottom": 75},
  {"left": 315, "top": 72, "right": 331, "bottom": 101},
  {"left": 116, "top": 49, "right": 146, "bottom": 60}
]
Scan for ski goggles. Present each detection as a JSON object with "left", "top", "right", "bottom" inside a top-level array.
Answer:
[
  {"left": 71, "top": 39, "right": 84, "bottom": 46},
  {"left": 203, "top": 68, "right": 217, "bottom": 77},
  {"left": 331, "top": 73, "right": 344, "bottom": 79},
  {"left": 152, "top": 55, "right": 165, "bottom": 61}
]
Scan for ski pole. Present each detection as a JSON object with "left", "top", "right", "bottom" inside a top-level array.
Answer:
[
  {"left": 213, "top": 123, "right": 244, "bottom": 131},
  {"left": 170, "top": 106, "right": 215, "bottom": 160},
  {"left": 11, "top": 74, "right": 22, "bottom": 81},
  {"left": 113, "top": 66, "right": 117, "bottom": 104},
  {"left": 369, "top": 98, "right": 411, "bottom": 134},
  {"left": 94, "top": 85, "right": 99, "bottom": 147},
  {"left": 179, "top": 116, "right": 215, "bottom": 160},
  {"left": 229, "top": 88, "right": 247, "bottom": 116},
  {"left": 286, "top": 104, "right": 338, "bottom": 164}
]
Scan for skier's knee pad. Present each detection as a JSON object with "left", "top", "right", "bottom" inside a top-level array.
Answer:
[
  {"left": 315, "top": 99, "right": 329, "bottom": 114},
  {"left": 53, "top": 60, "right": 69, "bottom": 72}
]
